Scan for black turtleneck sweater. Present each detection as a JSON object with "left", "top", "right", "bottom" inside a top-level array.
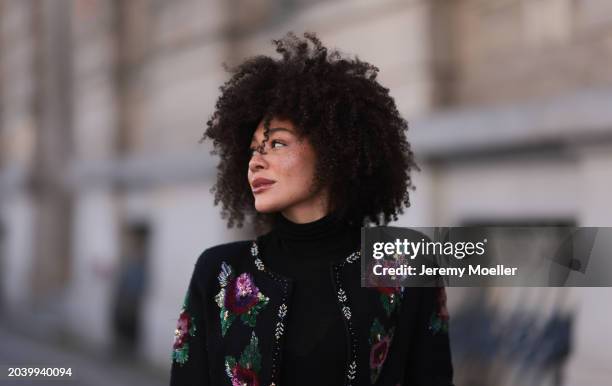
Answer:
[{"left": 257, "top": 212, "right": 361, "bottom": 386}]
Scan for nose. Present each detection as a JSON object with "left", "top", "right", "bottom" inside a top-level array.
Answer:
[{"left": 248, "top": 150, "right": 267, "bottom": 173}]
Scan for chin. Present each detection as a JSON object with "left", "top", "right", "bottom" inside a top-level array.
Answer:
[{"left": 253, "top": 198, "right": 285, "bottom": 214}]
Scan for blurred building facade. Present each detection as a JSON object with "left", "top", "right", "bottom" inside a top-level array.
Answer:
[{"left": 1, "top": 0, "right": 611, "bottom": 385}]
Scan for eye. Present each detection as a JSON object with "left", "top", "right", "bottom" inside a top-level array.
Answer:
[{"left": 271, "top": 140, "right": 286, "bottom": 149}]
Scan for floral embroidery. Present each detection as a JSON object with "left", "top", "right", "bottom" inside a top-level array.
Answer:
[
  {"left": 428, "top": 287, "right": 449, "bottom": 335},
  {"left": 225, "top": 331, "right": 262, "bottom": 386},
  {"left": 172, "top": 291, "right": 197, "bottom": 365},
  {"left": 365, "top": 253, "right": 410, "bottom": 288},
  {"left": 369, "top": 318, "right": 395, "bottom": 384},
  {"left": 215, "top": 261, "right": 269, "bottom": 336},
  {"left": 375, "top": 286, "right": 402, "bottom": 317}
]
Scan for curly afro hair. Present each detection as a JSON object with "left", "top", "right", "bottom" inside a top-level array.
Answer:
[{"left": 201, "top": 32, "right": 417, "bottom": 230}]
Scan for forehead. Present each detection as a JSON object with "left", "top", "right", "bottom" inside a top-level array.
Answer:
[{"left": 250, "top": 118, "right": 297, "bottom": 143}]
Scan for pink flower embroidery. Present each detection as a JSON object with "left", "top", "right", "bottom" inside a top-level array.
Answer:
[
  {"left": 171, "top": 291, "right": 197, "bottom": 365},
  {"left": 369, "top": 318, "right": 395, "bottom": 383},
  {"left": 173, "top": 310, "right": 191, "bottom": 350},
  {"left": 437, "top": 287, "right": 449, "bottom": 321},
  {"left": 370, "top": 335, "right": 391, "bottom": 368},
  {"left": 376, "top": 286, "right": 400, "bottom": 295},
  {"left": 230, "top": 365, "right": 260, "bottom": 386}
]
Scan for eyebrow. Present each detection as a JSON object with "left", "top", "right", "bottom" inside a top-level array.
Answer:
[{"left": 250, "top": 127, "right": 294, "bottom": 146}]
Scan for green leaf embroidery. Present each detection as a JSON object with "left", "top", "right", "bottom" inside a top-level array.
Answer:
[
  {"left": 224, "top": 332, "right": 262, "bottom": 384},
  {"left": 380, "top": 293, "right": 398, "bottom": 316},
  {"left": 220, "top": 308, "right": 237, "bottom": 337},
  {"left": 239, "top": 332, "right": 262, "bottom": 373},
  {"left": 429, "top": 312, "right": 449, "bottom": 334},
  {"left": 172, "top": 342, "right": 190, "bottom": 365},
  {"left": 240, "top": 294, "right": 269, "bottom": 328}
]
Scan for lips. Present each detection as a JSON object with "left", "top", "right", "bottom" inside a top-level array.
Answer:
[{"left": 251, "top": 178, "right": 275, "bottom": 194}]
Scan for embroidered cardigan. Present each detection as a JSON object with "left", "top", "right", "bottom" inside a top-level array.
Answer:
[{"left": 169, "top": 240, "right": 454, "bottom": 386}]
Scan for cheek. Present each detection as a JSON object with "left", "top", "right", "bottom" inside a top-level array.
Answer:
[
  {"left": 278, "top": 148, "right": 316, "bottom": 186},
  {"left": 252, "top": 145, "right": 319, "bottom": 212}
]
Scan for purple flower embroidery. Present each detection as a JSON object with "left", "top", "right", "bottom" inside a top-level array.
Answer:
[
  {"left": 226, "top": 273, "right": 261, "bottom": 314},
  {"left": 215, "top": 261, "right": 269, "bottom": 336}
]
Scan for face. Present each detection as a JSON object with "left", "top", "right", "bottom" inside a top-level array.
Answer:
[{"left": 247, "top": 118, "right": 329, "bottom": 223}]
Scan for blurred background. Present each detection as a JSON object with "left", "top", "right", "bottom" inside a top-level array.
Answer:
[{"left": 1, "top": 0, "right": 611, "bottom": 385}]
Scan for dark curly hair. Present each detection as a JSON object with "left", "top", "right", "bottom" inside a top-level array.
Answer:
[{"left": 200, "top": 32, "right": 417, "bottom": 230}]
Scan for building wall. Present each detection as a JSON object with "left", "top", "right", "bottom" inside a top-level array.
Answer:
[
  {"left": 0, "top": 0, "right": 38, "bottom": 313},
  {"left": 453, "top": 0, "right": 612, "bottom": 106}
]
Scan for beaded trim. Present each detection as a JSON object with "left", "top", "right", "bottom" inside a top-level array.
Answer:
[
  {"left": 250, "top": 241, "right": 291, "bottom": 385},
  {"left": 332, "top": 251, "right": 361, "bottom": 386},
  {"left": 345, "top": 251, "right": 361, "bottom": 264},
  {"left": 338, "top": 288, "right": 347, "bottom": 302},
  {"left": 347, "top": 360, "right": 357, "bottom": 381},
  {"left": 275, "top": 303, "right": 287, "bottom": 339}
]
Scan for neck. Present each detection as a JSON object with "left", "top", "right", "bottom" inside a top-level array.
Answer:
[
  {"left": 281, "top": 208, "right": 328, "bottom": 223},
  {"left": 281, "top": 190, "right": 329, "bottom": 223}
]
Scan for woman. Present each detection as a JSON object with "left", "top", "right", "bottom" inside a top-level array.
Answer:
[{"left": 170, "top": 32, "right": 453, "bottom": 386}]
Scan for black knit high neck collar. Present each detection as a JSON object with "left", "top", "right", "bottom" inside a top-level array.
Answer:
[
  {"left": 272, "top": 212, "right": 349, "bottom": 241},
  {"left": 261, "top": 211, "right": 360, "bottom": 264}
]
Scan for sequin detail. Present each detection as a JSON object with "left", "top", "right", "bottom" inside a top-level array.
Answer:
[
  {"left": 215, "top": 261, "right": 269, "bottom": 336},
  {"left": 172, "top": 291, "right": 197, "bottom": 365},
  {"left": 225, "top": 331, "right": 262, "bottom": 386}
]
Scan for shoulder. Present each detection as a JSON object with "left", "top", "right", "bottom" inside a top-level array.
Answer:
[
  {"left": 199, "top": 240, "right": 254, "bottom": 262},
  {"left": 192, "top": 240, "right": 255, "bottom": 283}
]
